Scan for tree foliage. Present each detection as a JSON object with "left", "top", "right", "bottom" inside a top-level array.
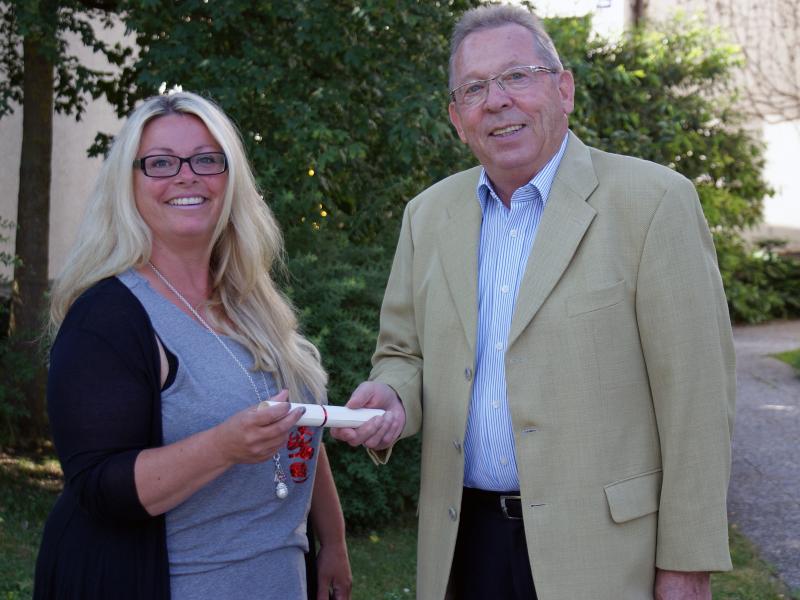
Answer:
[
  {"left": 549, "top": 14, "right": 769, "bottom": 231},
  {"left": 658, "top": 0, "right": 800, "bottom": 123},
  {"left": 0, "top": 0, "right": 130, "bottom": 120},
  {"left": 113, "top": 0, "right": 477, "bottom": 248}
]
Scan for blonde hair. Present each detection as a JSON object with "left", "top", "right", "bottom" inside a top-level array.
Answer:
[{"left": 49, "top": 91, "right": 327, "bottom": 403}]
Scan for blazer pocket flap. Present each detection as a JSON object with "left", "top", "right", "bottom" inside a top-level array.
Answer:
[
  {"left": 604, "top": 469, "right": 662, "bottom": 523},
  {"left": 567, "top": 280, "right": 626, "bottom": 317}
]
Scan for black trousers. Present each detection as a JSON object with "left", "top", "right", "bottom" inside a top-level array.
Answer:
[{"left": 451, "top": 487, "right": 538, "bottom": 600}]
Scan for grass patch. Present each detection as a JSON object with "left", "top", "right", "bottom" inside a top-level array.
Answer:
[
  {"left": 773, "top": 348, "right": 800, "bottom": 376},
  {"left": 347, "top": 519, "right": 798, "bottom": 600},
  {"left": 348, "top": 516, "right": 417, "bottom": 600},
  {"left": 0, "top": 450, "right": 61, "bottom": 599},
  {"left": 1, "top": 451, "right": 797, "bottom": 599},
  {"left": 712, "top": 524, "right": 798, "bottom": 599}
]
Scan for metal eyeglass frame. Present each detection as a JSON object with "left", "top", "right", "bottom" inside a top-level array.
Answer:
[{"left": 449, "top": 64, "right": 558, "bottom": 106}]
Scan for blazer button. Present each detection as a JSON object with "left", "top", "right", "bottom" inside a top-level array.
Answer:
[
  {"left": 448, "top": 506, "right": 458, "bottom": 521},
  {"left": 464, "top": 367, "right": 473, "bottom": 381},
  {"left": 452, "top": 439, "right": 462, "bottom": 453}
]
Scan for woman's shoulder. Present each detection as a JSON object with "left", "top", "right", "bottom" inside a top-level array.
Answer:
[{"left": 60, "top": 276, "right": 153, "bottom": 344}]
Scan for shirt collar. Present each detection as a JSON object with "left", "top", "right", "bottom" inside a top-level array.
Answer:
[{"left": 477, "top": 131, "right": 570, "bottom": 211}]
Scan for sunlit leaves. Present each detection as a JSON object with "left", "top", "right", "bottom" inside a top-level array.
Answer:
[{"left": 549, "top": 13, "right": 769, "bottom": 232}]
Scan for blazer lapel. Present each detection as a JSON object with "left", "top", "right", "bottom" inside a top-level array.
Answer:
[
  {"left": 438, "top": 168, "right": 482, "bottom": 354},
  {"left": 508, "top": 132, "right": 598, "bottom": 348}
]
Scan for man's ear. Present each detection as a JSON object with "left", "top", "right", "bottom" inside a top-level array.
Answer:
[
  {"left": 448, "top": 102, "right": 468, "bottom": 143},
  {"left": 557, "top": 70, "right": 576, "bottom": 116}
]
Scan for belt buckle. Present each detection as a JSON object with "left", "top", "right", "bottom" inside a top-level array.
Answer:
[{"left": 500, "top": 494, "right": 522, "bottom": 520}]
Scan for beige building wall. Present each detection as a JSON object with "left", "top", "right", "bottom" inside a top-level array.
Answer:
[{"left": 0, "top": 23, "right": 126, "bottom": 281}]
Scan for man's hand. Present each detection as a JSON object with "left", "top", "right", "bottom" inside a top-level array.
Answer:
[
  {"left": 329, "top": 382, "right": 405, "bottom": 450},
  {"left": 655, "top": 569, "right": 711, "bottom": 600}
]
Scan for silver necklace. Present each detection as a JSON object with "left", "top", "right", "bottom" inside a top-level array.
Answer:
[{"left": 148, "top": 261, "right": 289, "bottom": 500}]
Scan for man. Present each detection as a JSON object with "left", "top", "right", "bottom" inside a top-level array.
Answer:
[{"left": 331, "top": 5, "right": 735, "bottom": 599}]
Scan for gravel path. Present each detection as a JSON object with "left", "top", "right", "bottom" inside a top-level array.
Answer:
[{"left": 729, "top": 320, "right": 800, "bottom": 592}]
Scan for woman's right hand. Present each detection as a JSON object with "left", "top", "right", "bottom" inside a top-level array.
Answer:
[
  {"left": 213, "top": 389, "right": 306, "bottom": 465},
  {"left": 136, "top": 389, "right": 306, "bottom": 515}
]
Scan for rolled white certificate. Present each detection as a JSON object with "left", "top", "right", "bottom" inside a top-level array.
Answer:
[{"left": 258, "top": 401, "right": 385, "bottom": 428}]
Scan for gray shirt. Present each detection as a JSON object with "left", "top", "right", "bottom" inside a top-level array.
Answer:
[{"left": 119, "top": 269, "right": 320, "bottom": 599}]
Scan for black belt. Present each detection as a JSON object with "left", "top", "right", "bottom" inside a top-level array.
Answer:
[{"left": 462, "top": 487, "right": 523, "bottom": 520}]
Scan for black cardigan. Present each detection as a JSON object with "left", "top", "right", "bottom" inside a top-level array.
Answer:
[{"left": 34, "top": 277, "right": 170, "bottom": 599}]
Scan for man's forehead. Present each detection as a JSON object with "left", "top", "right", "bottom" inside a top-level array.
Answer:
[
  {"left": 452, "top": 26, "right": 541, "bottom": 82},
  {"left": 456, "top": 60, "right": 535, "bottom": 83}
]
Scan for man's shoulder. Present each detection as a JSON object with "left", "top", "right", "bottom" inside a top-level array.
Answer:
[
  {"left": 585, "top": 144, "right": 692, "bottom": 190},
  {"left": 406, "top": 166, "right": 482, "bottom": 215}
]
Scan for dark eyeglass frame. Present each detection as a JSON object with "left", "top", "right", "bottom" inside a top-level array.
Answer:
[
  {"left": 449, "top": 64, "right": 558, "bottom": 107},
  {"left": 133, "top": 152, "right": 228, "bottom": 178}
]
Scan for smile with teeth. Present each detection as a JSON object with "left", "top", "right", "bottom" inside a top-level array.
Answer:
[
  {"left": 491, "top": 124, "right": 524, "bottom": 137},
  {"left": 167, "top": 196, "right": 206, "bottom": 206}
]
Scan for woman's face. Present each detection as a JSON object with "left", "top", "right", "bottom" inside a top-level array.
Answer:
[{"left": 133, "top": 113, "right": 228, "bottom": 251}]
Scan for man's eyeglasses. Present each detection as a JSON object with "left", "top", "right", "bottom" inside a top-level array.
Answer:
[
  {"left": 133, "top": 152, "right": 228, "bottom": 178},
  {"left": 450, "top": 65, "right": 558, "bottom": 108}
]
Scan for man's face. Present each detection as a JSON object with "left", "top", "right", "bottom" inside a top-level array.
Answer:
[{"left": 448, "top": 24, "right": 574, "bottom": 195}]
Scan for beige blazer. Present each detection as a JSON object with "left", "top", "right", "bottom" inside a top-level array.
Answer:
[{"left": 370, "top": 132, "right": 735, "bottom": 600}]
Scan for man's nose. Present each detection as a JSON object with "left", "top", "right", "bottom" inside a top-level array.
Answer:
[{"left": 484, "top": 78, "right": 512, "bottom": 110}]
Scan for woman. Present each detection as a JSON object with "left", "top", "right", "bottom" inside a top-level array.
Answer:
[{"left": 34, "top": 91, "right": 352, "bottom": 599}]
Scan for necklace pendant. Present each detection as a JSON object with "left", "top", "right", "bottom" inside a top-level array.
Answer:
[
  {"left": 275, "top": 482, "right": 289, "bottom": 499},
  {"left": 273, "top": 453, "right": 289, "bottom": 499}
]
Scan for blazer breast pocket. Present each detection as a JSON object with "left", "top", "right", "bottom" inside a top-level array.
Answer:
[
  {"left": 566, "top": 280, "right": 626, "bottom": 317},
  {"left": 604, "top": 468, "right": 662, "bottom": 524}
]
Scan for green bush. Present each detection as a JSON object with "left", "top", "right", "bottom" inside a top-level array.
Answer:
[
  {"left": 718, "top": 236, "right": 800, "bottom": 323},
  {"left": 284, "top": 237, "right": 421, "bottom": 525},
  {"left": 0, "top": 218, "right": 34, "bottom": 447}
]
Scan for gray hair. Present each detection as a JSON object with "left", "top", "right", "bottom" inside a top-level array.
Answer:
[{"left": 449, "top": 4, "right": 563, "bottom": 88}]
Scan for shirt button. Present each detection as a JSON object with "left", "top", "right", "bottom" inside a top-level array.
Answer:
[
  {"left": 449, "top": 507, "right": 458, "bottom": 521},
  {"left": 500, "top": 284, "right": 509, "bottom": 294},
  {"left": 492, "top": 401, "right": 500, "bottom": 409},
  {"left": 510, "top": 229, "right": 518, "bottom": 238},
  {"left": 494, "top": 342, "right": 503, "bottom": 351},
  {"left": 464, "top": 367, "right": 473, "bottom": 381},
  {"left": 500, "top": 457, "right": 508, "bottom": 466}
]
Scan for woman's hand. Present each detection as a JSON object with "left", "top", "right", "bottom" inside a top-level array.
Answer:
[
  {"left": 212, "top": 389, "right": 305, "bottom": 464},
  {"left": 310, "top": 444, "right": 352, "bottom": 599},
  {"left": 135, "top": 390, "right": 304, "bottom": 515},
  {"left": 316, "top": 538, "right": 352, "bottom": 600}
]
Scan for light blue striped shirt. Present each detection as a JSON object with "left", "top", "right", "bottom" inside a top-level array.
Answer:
[{"left": 463, "top": 133, "right": 569, "bottom": 491}]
